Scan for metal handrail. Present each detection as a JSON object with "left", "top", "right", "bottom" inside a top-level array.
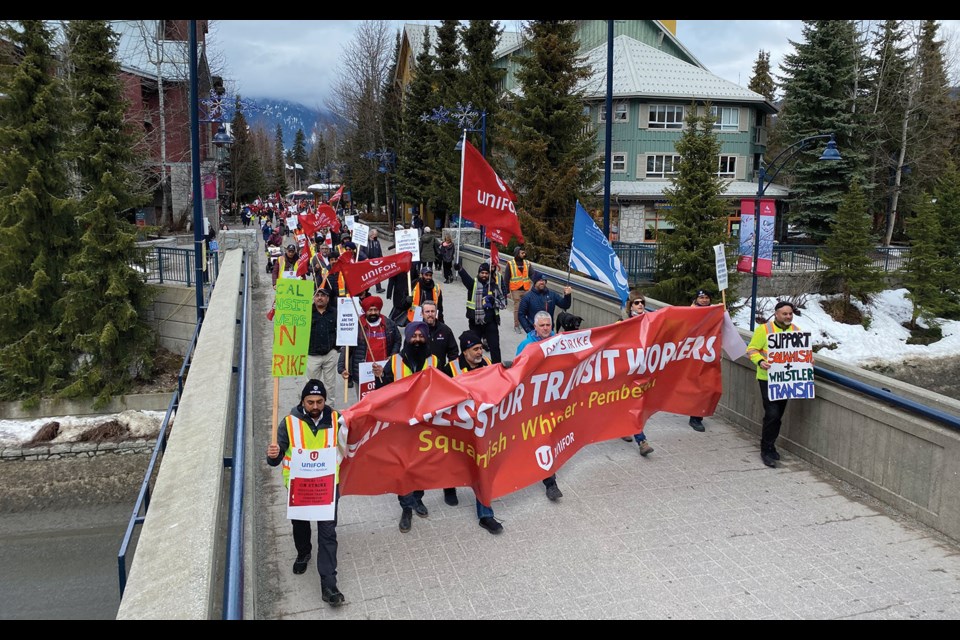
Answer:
[
  {"left": 461, "top": 242, "right": 959, "bottom": 431},
  {"left": 223, "top": 251, "right": 250, "bottom": 619},
  {"left": 117, "top": 320, "right": 202, "bottom": 595}
]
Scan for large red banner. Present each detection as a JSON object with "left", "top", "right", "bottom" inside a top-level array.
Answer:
[{"left": 339, "top": 306, "right": 724, "bottom": 504}]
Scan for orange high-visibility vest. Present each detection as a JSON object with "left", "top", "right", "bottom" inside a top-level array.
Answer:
[
  {"left": 508, "top": 260, "right": 531, "bottom": 291},
  {"left": 407, "top": 282, "right": 441, "bottom": 322}
]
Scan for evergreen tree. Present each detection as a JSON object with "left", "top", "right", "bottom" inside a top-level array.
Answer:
[
  {"left": 862, "top": 20, "right": 910, "bottom": 236},
  {"left": 292, "top": 128, "right": 308, "bottom": 190},
  {"left": 381, "top": 32, "right": 403, "bottom": 224},
  {"left": 458, "top": 20, "right": 505, "bottom": 156},
  {"left": 500, "top": 20, "right": 599, "bottom": 269},
  {"left": 0, "top": 20, "right": 76, "bottom": 400},
  {"left": 396, "top": 29, "right": 438, "bottom": 217},
  {"left": 649, "top": 105, "right": 733, "bottom": 306},
  {"left": 747, "top": 50, "right": 776, "bottom": 101},
  {"left": 54, "top": 20, "right": 156, "bottom": 405},
  {"left": 273, "top": 123, "right": 286, "bottom": 194},
  {"left": 776, "top": 20, "right": 869, "bottom": 240},
  {"left": 820, "top": 180, "right": 882, "bottom": 318},
  {"left": 931, "top": 160, "right": 960, "bottom": 318},
  {"left": 229, "top": 95, "right": 266, "bottom": 203},
  {"left": 424, "top": 20, "right": 462, "bottom": 224},
  {"left": 902, "top": 196, "right": 947, "bottom": 329}
]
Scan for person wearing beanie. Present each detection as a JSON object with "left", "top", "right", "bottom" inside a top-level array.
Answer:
[
  {"left": 687, "top": 289, "right": 715, "bottom": 432},
  {"left": 454, "top": 258, "right": 507, "bottom": 364},
  {"left": 266, "top": 379, "right": 347, "bottom": 607},
  {"left": 437, "top": 331, "right": 504, "bottom": 534},
  {"left": 503, "top": 245, "right": 533, "bottom": 333},
  {"left": 371, "top": 319, "right": 439, "bottom": 533},
  {"left": 418, "top": 225, "right": 439, "bottom": 272},
  {"left": 337, "top": 295, "right": 401, "bottom": 393},
  {"left": 518, "top": 272, "right": 572, "bottom": 334}
]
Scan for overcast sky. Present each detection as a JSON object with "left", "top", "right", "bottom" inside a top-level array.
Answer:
[{"left": 209, "top": 20, "right": 958, "bottom": 109}]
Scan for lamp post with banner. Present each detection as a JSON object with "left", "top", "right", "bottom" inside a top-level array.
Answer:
[{"left": 747, "top": 133, "right": 841, "bottom": 330}]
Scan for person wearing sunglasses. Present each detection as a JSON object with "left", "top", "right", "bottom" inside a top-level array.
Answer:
[{"left": 619, "top": 290, "right": 654, "bottom": 456}]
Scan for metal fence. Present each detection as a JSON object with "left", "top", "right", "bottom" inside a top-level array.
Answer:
[
  {"left": 140, "top": 246, "right": 220, "bottom": 286},
  {"left": 613, "top": 242, "right": 910, "bottom": 283}
]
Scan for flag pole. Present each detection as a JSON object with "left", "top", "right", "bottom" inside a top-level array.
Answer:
[{"left": 455, "top": 129, "right": 466, "bottom": 265}]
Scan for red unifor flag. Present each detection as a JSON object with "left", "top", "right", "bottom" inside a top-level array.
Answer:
[
  {"left": 266, "top": 298, "right": 275, "bottom": 321},
  {"left": 316, "top": 203, "right": 341, "bottom": 233},
  {"left": 338, "top": 305, "right": 726, "bottom": 505},
  {"left": 339, "top": 251, "right": 413, "bottom": 294},
  {"left": 328, "top": 184, "right": 345, "bottom": 205},
  {"left": 295, "top": 246, "right": 311, "bottom": 278},
  {"left": 298, "top": 209, "right": 321, "bottom": 238},
  {"left": 460, "top": 138, "right": 523, "bottom": 244},
  {"left": 489, "top": 243, "right": 500, "bottom": 270}
]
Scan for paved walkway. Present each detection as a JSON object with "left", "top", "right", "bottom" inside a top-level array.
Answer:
[{"left": 251, "top": 236, "right": 960, "bottom": 620}]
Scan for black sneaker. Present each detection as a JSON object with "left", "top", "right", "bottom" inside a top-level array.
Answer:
[
  {"left": 292, "top": 552, "right": 310, "bottom": 574},
  {"left": 761, "top": 451, "right": 776, "bottom": 468},
  {"left": 545, "top": 484, "right": 563, "bottom": 501},
  {"left": 399, "top": 508, "right": 413, "bottom": 533},
  {"left": 321, "top": 586, "right": 346, "bottom": 607},
  {"left": 443, "top": 488, "right": 459, "bottom": 506},
  {"left": 770, "top": 448, "right": 781, "bottom": 460},
  {"left": 688, "top": 418, "right": 705, "bottom": 432},
  {"left": 479, "top": 517, "right": 504, "bottom": 534},
  {"left": 414, "top": 500, "right": 429, "bottom": 518}
]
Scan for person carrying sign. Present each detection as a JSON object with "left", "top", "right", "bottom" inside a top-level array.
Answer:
[
  {"left": 371, "top": 321, "right": 439, "bottom": 533},
  {"left": 265, "top": 380, "right": 347, "bottom": 608},
  {"left": 746, "top": 300, "right": 803, "bottom": 468},
  {"left": 337, "top": 295, "right": 401, "bottom": 388}
]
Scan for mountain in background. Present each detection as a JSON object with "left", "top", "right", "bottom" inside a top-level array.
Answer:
[{"left": 242, "top": 97, "right": 338, "bottom": 150}]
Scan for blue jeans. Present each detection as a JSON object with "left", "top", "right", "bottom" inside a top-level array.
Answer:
[
  {"left": 633, "top": 433, "right": 647, "bottom": 443},
  {"left": 476, "top": 499, "right": 494, "bottom": 519}
]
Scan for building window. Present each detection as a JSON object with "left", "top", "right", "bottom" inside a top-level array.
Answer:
[
  {"left": 645, "top": 154, "right": 682, "bottom": 178},
  {"left": 718, "top": 155, "right": 736, "bottom": 178},
  {"left": 647, "top": 105, "right": 684, "bottom": 129},
  {"left": 612, "top": 152, "right": 626, "bottom": 173},
  {"left": 710, "top": 106, "right": 739, "bottom": 131},
  {"left": 600, "top": 102, "right": 629, "bottom": 123}
]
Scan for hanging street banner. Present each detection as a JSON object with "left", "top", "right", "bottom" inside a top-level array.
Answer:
[
  {"left": 736, "top": 198, "right": 775, "bottom": 277},
  {"left": 394, "top": 228, "right": 420, "bottom": 261},
  {"left": 338, "top": 306, "right": 726, "bottom": 505},
  {"left": 766, "top": 331, "right": 815, "bottom": 401},
  {"left": 272, "top": 279, "right": 314, "bottom": 377},
  {"left": 714, "top": 243, "right": 729, "bottom": 291}
]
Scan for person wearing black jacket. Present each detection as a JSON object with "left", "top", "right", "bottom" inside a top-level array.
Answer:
[
  {"left": 307, "top": 286, "right": 340, "bottom": 408},
  {"left": 420, "top": 299, "right": 457, "bottom": 366},
  {"left": 265, "top": 380, "right": 346, "bottom": 607},
  {"left": 366, "top": 229, "right": 385, "bottom": 293}
]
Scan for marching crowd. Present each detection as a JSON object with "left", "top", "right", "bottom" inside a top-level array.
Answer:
[{"left": 261, "top": 198, "right": 801, "bottom": 608}]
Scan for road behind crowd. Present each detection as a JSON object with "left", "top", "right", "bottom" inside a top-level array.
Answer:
[{"left": 251, "top": 232, "right": 960, "bottom": 620}]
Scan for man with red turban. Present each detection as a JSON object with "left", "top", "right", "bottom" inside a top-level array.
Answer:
[{"left": 337, "top": 295, "right": 401, "bottom": 387}]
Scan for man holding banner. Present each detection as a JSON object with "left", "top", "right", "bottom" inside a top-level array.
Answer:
[
  {"left": 746, "top": 300, "right": 806, "bottom": 468},
  {"left": 266, "top": 379, "right": 347, "bottom": 608}
]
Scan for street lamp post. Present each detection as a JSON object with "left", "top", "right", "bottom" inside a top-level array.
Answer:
[
  {"left": 749, "top": 133, "right": 841, "bottom": 330},
  {"left": 423, "top": 103, "right": 487, "bottom": 236},
  {"left": 362, "top": 149, "right": 395, "bottom": 224}
]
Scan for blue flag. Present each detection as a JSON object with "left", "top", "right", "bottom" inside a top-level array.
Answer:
[{"left": 569, "top": 201, "right": 630, "bottom": 306}]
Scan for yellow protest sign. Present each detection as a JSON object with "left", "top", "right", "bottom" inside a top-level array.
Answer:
[{"left": 272, "top": 279, "right": 314, "bottom": 377}]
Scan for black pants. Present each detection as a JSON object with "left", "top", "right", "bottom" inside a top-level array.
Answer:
[
  {"left": 398, "top": 490, "right": 425, "bottom": 510},
  {"left": 292, "top": 500, "right": 339, "bottom": 590},
  {"left": 542, "top": 474, "right": 557, "bottom": 488},
  {"left": 758, "top": 380, "right": 789, "bottom": 452},
  {"left": 469, "top": 317, "right": 501, "bottom": 364},
  {"left": 442, "top": 260, "right": 453, "bottom": 282}
]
